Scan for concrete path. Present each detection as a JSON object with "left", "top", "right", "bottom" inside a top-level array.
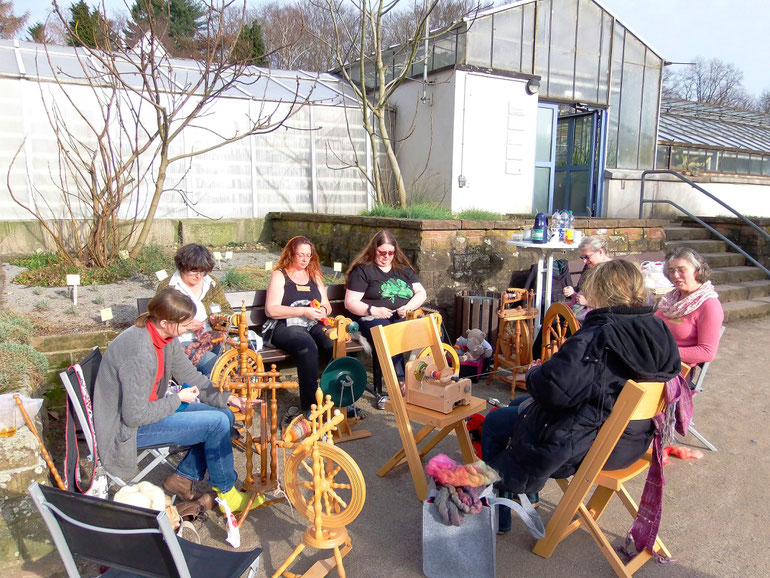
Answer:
[{"left": 8, "top": 316, "right": 770, "bottom": 577}]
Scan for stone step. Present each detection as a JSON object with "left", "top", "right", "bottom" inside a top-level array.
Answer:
[
  {"left": 711, "top": 266, "right": 768, "bottom": 285},
  {"left": 701, "top": 252, "right": 745, "bottom": 268},
  {"left": 714, "top": 280, "right": 770, "bottom": 303},
  {"left": 663, "top": 226, "right": 713, "bottom": 241},
  {"left": 722, "top": 296, "right": 770, "bottom": 322},
  {"left": 664, "top": 238, "right": 726, "bottom": 253}
]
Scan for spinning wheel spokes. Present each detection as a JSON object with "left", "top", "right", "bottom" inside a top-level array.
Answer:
[{"left": 285, "top": 442, "right": 365, "bottom": 528}]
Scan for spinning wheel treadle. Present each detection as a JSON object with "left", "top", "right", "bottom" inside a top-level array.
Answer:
[{"left": 284, "top": 442, "right": 365, "bottom": 527}]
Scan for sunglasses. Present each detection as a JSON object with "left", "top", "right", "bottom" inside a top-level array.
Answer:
[
  {"left": 377, "top": 249, "right": 395, "bottom": 257},
  {"left": 579, "top": 253, "right": 594, "bottom": 262}
]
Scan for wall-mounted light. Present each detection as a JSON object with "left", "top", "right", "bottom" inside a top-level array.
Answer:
[{"left": 525, "top": 77, "right": 541, "bottom": 95}]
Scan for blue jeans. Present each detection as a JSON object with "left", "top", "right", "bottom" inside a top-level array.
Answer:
[
  {"left": 136, "top": 402, "right": 237, "bottom": 492},
  {"left": 481, "top": 396, "right": 538, "bottom": 532},
  {"left": 357, "top": 315, "right": 405, "bottom": 396}
]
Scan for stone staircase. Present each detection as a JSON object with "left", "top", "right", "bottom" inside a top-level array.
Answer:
[{"left": 664, "top": 225, "right": 770, "bottom": 322}]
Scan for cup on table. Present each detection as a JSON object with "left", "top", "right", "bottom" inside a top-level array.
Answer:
[{"left": 573, "top": 230, "right": 583, "bottom": 244}]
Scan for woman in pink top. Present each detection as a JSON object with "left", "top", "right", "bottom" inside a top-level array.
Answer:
[{"left": 655, "top": 247, "right": 724, "bottom": 366}]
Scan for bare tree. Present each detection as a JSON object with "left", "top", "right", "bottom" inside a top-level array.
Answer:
[
  {"left": 757, "top": 89, "right": 770, "bottom": 115},
  {"left": 381, "top": 0, "right": 485, "bottom": 47},
  {"left": 8, "top": 0, "right": 304, "bottom": 266},
  {"left": 0, "top": 0, "right": 27, "bottom": 38},
  {"left": 664, "top": 57, "right": 753, "bottom": 108}
]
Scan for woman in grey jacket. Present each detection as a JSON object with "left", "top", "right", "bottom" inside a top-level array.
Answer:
[{"left": 94, "top": 287, "right": 259, "bottom": 513}]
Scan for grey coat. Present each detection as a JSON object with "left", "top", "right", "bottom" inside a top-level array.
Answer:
[{"left": 93, "top": 325, "right": 229, "bottom": 480}]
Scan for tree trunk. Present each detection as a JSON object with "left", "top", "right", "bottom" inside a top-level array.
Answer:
[{"left": 129, "top": 153, "right": 169, "bottom": 258}]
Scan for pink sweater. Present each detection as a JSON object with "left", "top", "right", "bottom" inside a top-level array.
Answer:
[{"left": 655, "top": 298, "right": 724, "bottom": 365}]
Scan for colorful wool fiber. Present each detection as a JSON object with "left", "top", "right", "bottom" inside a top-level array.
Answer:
[{"left": 425, "top": 454, "right": 501, "bottom": 488}]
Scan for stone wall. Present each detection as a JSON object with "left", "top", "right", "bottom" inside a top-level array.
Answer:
[
  {"left": 269, "top": 213, "right": 667, "bottom": 335},
  {"left": 32, "top": 331, "right": 118, "bottom": 386},
  {"left": 695, "top": 217, "right": 770, "bottom": 269}
]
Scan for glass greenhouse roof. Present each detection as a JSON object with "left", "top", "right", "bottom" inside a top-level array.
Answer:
[
  {"left": 659, "top": 99, "right": 770, "bottom": 154},
  {"left": 0, "top": 39, "right": 360, "bottom": 107}
]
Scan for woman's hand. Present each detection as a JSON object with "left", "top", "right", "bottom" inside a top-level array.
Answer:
[
  {"left": 227, "top": 395, "right": 254, "bottom": 413},
  {"left": 371, "top": 305, "right": 393, "bottom": 319},
  {"left": 302, "top": 306, "right": 324, "bottom": 321},
  {"left": 186, "top": 319, "right": 204, "bottom": 332},
  {"left": 178, "top": 386, "right": 200, "bottom": 403},
  {"left": 526, "top": 359, "right": 542, "bottom": 375},
  {"left": 576, "top": 294, "right": 588, "bottom": 306},
  {"left": 563, "top": 286, "right": 575, "bottom": 298},
  {"left": 396, "top": 305, "right": 409, "bottom": 318}
]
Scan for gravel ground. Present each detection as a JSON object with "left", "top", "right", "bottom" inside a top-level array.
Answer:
[{"left": 1, "top": 250, "right": 283, "bottom": 335}]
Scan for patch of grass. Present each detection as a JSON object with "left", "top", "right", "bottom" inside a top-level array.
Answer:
[
  {"left": 64, "top": 305, "right": 78, "bottom": 315},
  {"left": 8, "top": 252, "right": 59, "bottom": 269},
  {"left": 92, "top": 293, "right": 105, "bottom": 305},
  {"left": 458, "top": 208, "right": 505, "bottom": 220},
  {"left": 220, "top": 268, "right": 251, "bottom": 290},
  {"left": 32, "top": 287, "right": 43, "bottom": 295},
  {"left": 215, "top": 266, "right": 270, "bottom": 291},
  {"left": 133, "top": 244, "right": 174, "bottom": 276},
  {"left": 361, "top": 202, "right": 453, "bottom": 220},
  {"left": 0, "top": 341, "right": 49, "bottom": 394},
  {"left": 34, "top": 299, "right": 51, "bottom": 311},
  {"left": 0, "top": 311, "right": 34, "bottom": 345}
]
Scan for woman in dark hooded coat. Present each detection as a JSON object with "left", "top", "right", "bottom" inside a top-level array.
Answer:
[{"left": 482, "top": 260, "right": 681, "bottom": 506}]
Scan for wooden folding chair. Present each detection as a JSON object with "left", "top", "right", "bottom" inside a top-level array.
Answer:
[
  {"left": 533, "top": 379, "right": 668, "bottom": 577},
  {"left": 540, "top": 302, "right": 580, "bottom": 361},
  {"left": 371, "top": 315, "right": 486, "bottom": 501}
]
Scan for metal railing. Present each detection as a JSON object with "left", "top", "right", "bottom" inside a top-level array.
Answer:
[{"left": 639, "top": 169, "right": 770, "bottom": 279}]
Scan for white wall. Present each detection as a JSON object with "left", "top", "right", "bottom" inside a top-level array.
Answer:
[
  {"left": 388, "top": 68, "right": 457, "bottom": 205},
  {"left": 451, "top": 71, "right": 538, "bottom": 214},
  {"left": 604, "top": 169, "right": 770, "bottom": 218}
]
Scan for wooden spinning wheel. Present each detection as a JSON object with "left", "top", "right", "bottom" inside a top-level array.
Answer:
[
  {"left": 417, "top": 343, "right": 461, "bottom": 375},
  {"left": 284, "top": 442, "right": 365, "bottom": 527},
  {"left": 499, "top": 318, "right": 533, "bottom": 367},
  {"left": 540, "top": 302, "right": 580, "bottom": 361},
  {"left": 210, "top": 348, "right": 265, "bottom": 398}
]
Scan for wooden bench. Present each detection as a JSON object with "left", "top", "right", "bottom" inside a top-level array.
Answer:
[{"left": 137, "top": 284, "right": 365, "bottom": 365}]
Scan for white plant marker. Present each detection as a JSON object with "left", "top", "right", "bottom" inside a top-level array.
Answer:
[
  {"left": 224, "top": 251, "right": 233, "bottom": 261},
  {"left": 264, "top": 260, "right": 273, "bottom": 271},
  {"left": 333, "top": 261, "right": 343, "bottom": 281},
  {"left": 118, "top": 250, "right": 130, "bottom": 260},
  {"left": 155, "top": 269, "right": 168, "bottom": 282},
  {"left": 66, "top": 274, "right": 81, "bottom": 306},
  {"left": 100, "top": 307, "right": 113, "bottom": 323}
]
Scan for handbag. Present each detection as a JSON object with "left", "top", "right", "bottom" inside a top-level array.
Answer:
[{"left": 422, "top": 484, "right": 545, "bottom": 578}]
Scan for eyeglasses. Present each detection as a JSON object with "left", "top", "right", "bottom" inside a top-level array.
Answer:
[
  {"left": 377, "top": 250, "right": 395, "bottom": 257},
  {"left": 579, "top": 253, "right": 594, "bottom": 262},
  {"left": 185, "top": 270, "right": 210, "bottom": 276}
]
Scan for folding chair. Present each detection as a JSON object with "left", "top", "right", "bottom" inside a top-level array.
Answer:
[
  {"left": 532, "top": 380, "right": 669, "bottom": 577},
  {"left": 29, "top": 482, "right": 262, "bottom": 578},
  {"left": 371, "top": 314, "right": 486, "bottom": 501},
  {"left": 681, "top": 325, "right": 725, "bottom": 452},
  {"left": 60, "top": 347, "right": 187, "bottom": 490}
]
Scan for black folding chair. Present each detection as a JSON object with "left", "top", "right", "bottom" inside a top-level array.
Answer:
[
  {"left": 29, "top": 482, "right": 262, "bottom": 578},
  {"left": 60, "top": 347, "right": 188, "bottom": 491}
]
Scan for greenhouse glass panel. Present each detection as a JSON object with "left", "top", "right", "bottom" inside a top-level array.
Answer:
[
  {"left": 536, "top": 107, "right": 555, "bottom": 162},
  {"left": 521, "top": 2, "right": 535, "bottom": 74},
  {"left": 556, "top": 121, "right": 569, "bottom": 166},
  {"left": 554, "top": 170, "right": 566, "bottom": 209},
  {"left": 670, "top": 147, "right": 687, "bottom": 170},
  {"left": 534, "top": 167, "right": 551, "bottom": 213},
  {"left": 534, "top": 0, "right": 552, "bottom": 91},
  {"left": 720, "top": 152, "right": 736, "bottom": 173},
  {"left": 574, "top": 0, "right": 602, "bottom": 104},
  {"left": 617, "top": 34, "right": 644, "bottom": 168},
  {"left": 433, "top": 34, "right": 458, "bottom": 70},
  {"left": 547, "top": 0, "right": 578, "bottom": 100},
  {"left": 467, "top": 15, "right": 492, "bottom": 68},
  {"left": 763, "top": 156, "right": 770, "bottom": 176},
  {"left": 569, "top": 170, "right": 589, "bottom": 215},
  {"left": 492, "top": 8, "right": 523, "bottom": 72},
  {"left": 749, "top": 154, "right": 764, "bottom": 176},
  {"left": 605, "top": 23, "right": 624, "bottom": 168},
  {"left": 638, "top": 50, "right": 662, "bottom": 169},
  {"left": 688, "top": 149, "right": 707, "bottom": 171},
  {"left": 597, "top": 12, "right": 612, "bottom": 105},
  {"left": 656, "top": 145, "right": 670, "bottom": 169},
  {"left": 735, "top": 152, "right": 750, "bottom": 174}
]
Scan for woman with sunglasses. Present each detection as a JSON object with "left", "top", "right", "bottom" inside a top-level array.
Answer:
[
  {"left": 263, "top": 236, "right": 334, "bottom": 413},
  {"left": 563, "top": 235, "right": 612, "bottom": 319},
  {"left": 157, "top": 244, "right": 234, "bottom": 377},
  {"left": 345, "top": 230, "right": 427, "bottom": 409}
]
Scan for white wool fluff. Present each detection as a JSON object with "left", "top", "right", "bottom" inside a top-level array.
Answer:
[{"left": 114, "top": 481, "right": 167, "bottom": 511}]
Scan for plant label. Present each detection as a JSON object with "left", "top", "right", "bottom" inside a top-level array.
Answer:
[
  {"left": 100, "top": 308, "right": 114, "bottom": 322},
  {"left": 155, "top": 269, "right": 168, "bottom": 281},
  {"left": 118, "top": 250, "right": 130, "bottom": 260},
  {"left": 333, "top": 262, "right": 342, "bottom": 272},
  {"left": 213, "top": 251, "right": 223, "bottom": 261},
  {"left": 225, "top": 251, "right": 233, "bottom": 260},
  {"left": 264, "top": 261, "right": 273, "bottom": 271},
  {"left": 66, "top": 274, "right": 81, "bottom": 286}
]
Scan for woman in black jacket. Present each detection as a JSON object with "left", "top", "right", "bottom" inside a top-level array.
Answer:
[{"left": 482, "top": 260, "right": 680, "bottom": 527}]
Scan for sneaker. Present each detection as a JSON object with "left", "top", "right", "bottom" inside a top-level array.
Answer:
[
  {"left": 376, "top": 394, "right": 390, "bottom": 410},
  {"left": 280, "top": 406, "right": 300, "bottom": 430}
]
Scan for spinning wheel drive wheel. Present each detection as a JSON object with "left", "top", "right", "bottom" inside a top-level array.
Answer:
[
  {"left": 500, "top": 320, "right": 532, "bottom": 367},
  {"left": 285, "top": 442, "right": 365, "bottom": 527},
  {"left": 417, "top": 343, "right": 460, "bottom": 375},
  {"left": 210, "top": 348, "right": 263, "bottom": 397}
]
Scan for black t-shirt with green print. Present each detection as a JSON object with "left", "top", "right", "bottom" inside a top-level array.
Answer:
[{"left": 347, "top": 263, "right": 419, "bottom": 310}]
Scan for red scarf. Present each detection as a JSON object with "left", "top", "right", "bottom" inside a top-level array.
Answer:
[{"left": 146, "top": 321, "right": 172, "bottom": 401}]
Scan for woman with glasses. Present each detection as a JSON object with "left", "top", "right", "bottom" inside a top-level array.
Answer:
[
  {"left": 157, "top": 244, "right": 233, "bottom": 376},
  {"left": 563, "top": 235, "right": 612, "bottom": 319},
  {"left": 345, "top": 229, "right": 427, "bottom": 409},
  {"left": 263, "top": 236, "right": 334, "bottom": 413}
]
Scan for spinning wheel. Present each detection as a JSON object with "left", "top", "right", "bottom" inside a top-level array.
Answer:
[
  {"left": 210, "top": 348, "right": 264, "bottom": 398},
  {"left": 284, "top": 442, "right": 366, "bottom": 527},
  {"left": 499, "top": 319, "right": 532, "bottom": 368},
  {"left": 540, "top": 303, "right": 580, "bottom": 361},
  {"left": 319, "top": 357, "right": 371, "bottom": 443},
  {"left": 417, "top": 343, "right": 460, "bottom": 375}
]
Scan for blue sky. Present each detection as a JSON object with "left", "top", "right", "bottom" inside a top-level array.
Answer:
[{"left": 21, "top": 0, "right": 770, "bottom": 96}]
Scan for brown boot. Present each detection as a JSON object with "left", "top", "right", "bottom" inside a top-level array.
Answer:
[
  {"left": 162, "top": 472, "right": 199, "bottom": 502},
  {"left": 196, "top": 492, "right": 216, "bottom": 511}
]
